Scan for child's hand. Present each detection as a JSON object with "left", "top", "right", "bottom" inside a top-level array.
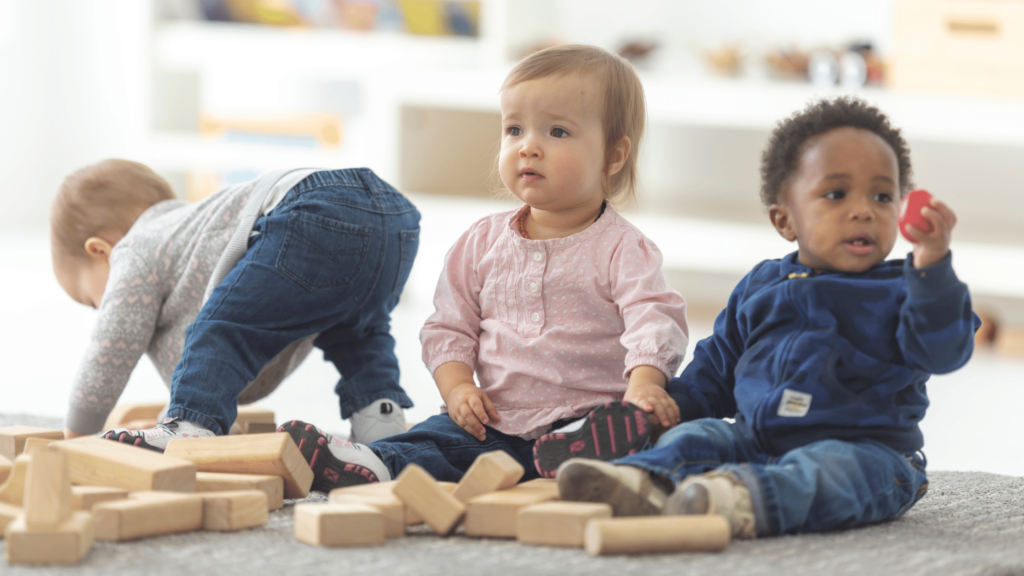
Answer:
[
  {"left": 445, "top": 382, "right": 500, "bottom": 441},
  {"left": 624, "top": 366, "right": 680, "bottom": 429},
  {"left": 907, "top": 198, "right": 957, "bottom": 269}
]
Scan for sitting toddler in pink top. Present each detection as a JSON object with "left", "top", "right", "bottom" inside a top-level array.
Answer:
[{"left": 281, "top": 44, "right": 688, "bottom": 492}]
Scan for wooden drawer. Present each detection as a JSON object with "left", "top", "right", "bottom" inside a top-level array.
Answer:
[{"left": 890, "top": 0, "right": 1024, "bottom": 97}]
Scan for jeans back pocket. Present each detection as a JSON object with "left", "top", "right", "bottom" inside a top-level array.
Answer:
[
  {"left": 392, "top": 227, "right": 420, "bottom": 295},
  {"left": 277, "top": 211, "right": 372, "bottom": 292}
]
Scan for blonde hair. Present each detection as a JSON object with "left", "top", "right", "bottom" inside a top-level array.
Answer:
[
  {"left": 501, "top": 44, "right": 646, "bottom": 205},
  {"left": 51, "top": 159, "right": 174, "bottom": 261}
]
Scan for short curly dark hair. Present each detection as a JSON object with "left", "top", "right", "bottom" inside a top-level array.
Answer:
[{"left": 759, "top": 97, "right": 913, "bottom": 207}]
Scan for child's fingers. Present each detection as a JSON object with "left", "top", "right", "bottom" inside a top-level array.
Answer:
[
  {"left": 666, "top": 396, "right": 681, "bottom": 426},
  {"left": 481, "top": 392, "right": 501, "bottom": 422},
  {"left": 468, "top": 396, "right": 489, "bottom": 425},
  {"left": 460, "top": 407, "right": 485, "bottom": 440},
  {"left": 919, "top": 207, "right": 946, "bottom": 237},
  {"left": 930, "top": 200, "right": 957, "bottom": 231},
  {"left": 649, "top": 397, "right": 671, "bottom": 428}
]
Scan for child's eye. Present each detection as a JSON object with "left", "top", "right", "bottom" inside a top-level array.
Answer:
[
  {"left": 874, "top": 192, "right": 893, "bottom": 203},
  {"left": 825, "top": 189, "right": 846, "bottom": 200},
  {"left": 551, "top": 127, "right": 568, "bottom": 138},
  {"left": 506, "top": 126, "right": 522, "bottom": 136}
]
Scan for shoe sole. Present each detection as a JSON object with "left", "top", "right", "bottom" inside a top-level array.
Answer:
[
  {"left": 279, "top": 420, "right": 378, "bottom": 493},
  {"left": 102, "top": 430, "right": 166, "bottom": 453},
  {"left": 556, "top": 461, "right": 662, "bottom": 517},
  {"left": 533, "top": 401, "right": 650, "bottom": 478}
]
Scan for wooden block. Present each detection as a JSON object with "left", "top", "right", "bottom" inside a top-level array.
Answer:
[
  {"left": 452, "top": 451, "right": 525, "bottom": 503},
  {"left": 584, "top": 516, "right": 731, "bottom": 555},
  {"left": 93, "top": 491, "right": 204, "bottom": 541},
  {"left": 465, "top": 482, "right": 560, "bottom": 538},
  {"left": 231, "top": 405, "right": 275, "bottom": 435},
  {"left": 0, "top": 426, "right": 65, "bottom": 460},
  {"left": 102, "top": 401, "right": 167, "bottom": 430},
  {"left": 122, "top": 419, "right": 159, "bottom": 430},
  {"left": 71, "top": 486, "right": 128, "bottom": 511},
  {"left": 52, "top": 437, "right": 196, "bottom": 493},
  {"left": 22, "top": 437, "right": 57, "bottom": 455},
  {"left": 200, "top": 490, "right": 268, "bottom": 531},
  {"left": 294, "top": 503, "right": 386, "bottom": 547},
  {"left": 517, "top": 502, "right": 612, "bottom": 547},
  {"left": 330, "top": 492, "right": 404, "bottom": 537},
  {"left": 164, "top": 434, "right": 312, "bottom": 499},
  {"left": 0, "top": 454, "right": 10, "bottom": 485},
  {"left": 0, "top": 455, "right": 29, "bottom": 505},
  {"left": 5, "top": 511, "right": 93, "bottom": 564},
  {"left": 0, "top": 501, "right": 20, "bottom": 534},
  {"left": 196, "top": 472, "right": 284, "bottom": 511},
  {"left": 392, "top": 465, "right": 465, "bottom": 536},
  {"left": 23, "top": 448, "right": 74, "bottom": 529}
]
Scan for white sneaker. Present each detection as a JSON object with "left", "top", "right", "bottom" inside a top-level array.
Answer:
[
  {"left": 349, "top": 399, "right": 407, "bottom": 444},
  {"left": 279, "top": 420, "right": 391, "bottom": 493},
  {"left": 102, "top": 418, "right": 215, "bottom": 452},
  {"left": 664, "top": 471, "right": 757, "bottom": 539}
]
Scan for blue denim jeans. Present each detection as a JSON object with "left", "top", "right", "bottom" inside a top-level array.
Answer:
[
  {"left": 370, "top": 414, "right": 546, "bottom": 482},
  {"left": 615, "top": 418, "right": 928, "bottom": 536},
  {"left": 167, "top": 169, "right": 420, "bottom": 435}
]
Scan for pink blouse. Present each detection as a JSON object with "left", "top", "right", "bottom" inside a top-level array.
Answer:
[{"left": 420, "top": 205, "right": 689, "bottom": 439}]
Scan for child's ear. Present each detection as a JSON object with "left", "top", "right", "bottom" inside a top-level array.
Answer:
[
  {"left": 605, "top": 136, "right": 631, "bottom": 177},
  {"left": 83, "top": 237, "right": 113, "bottom": 265},
  {"left": 769, "top": 204, "right": 797, "bottom": 242}
]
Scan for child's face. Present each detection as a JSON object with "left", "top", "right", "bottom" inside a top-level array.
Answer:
[
  {"left": 499, "top": 73, "right": 611, "bottom": 214},
  {"left": 54, "top": 255, "right": 110, "bottom": 310},
  {"left": 770, "top": 127, "right": 900, "bottom": 273}
]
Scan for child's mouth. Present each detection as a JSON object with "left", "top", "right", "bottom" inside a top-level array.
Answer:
[{"left": 844, "top": 236, "right": 875, "bottom": 255}]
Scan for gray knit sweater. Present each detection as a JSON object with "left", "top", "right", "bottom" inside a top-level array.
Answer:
[{"left": 66, "top": 171, "right": 318, "bottom": 434}]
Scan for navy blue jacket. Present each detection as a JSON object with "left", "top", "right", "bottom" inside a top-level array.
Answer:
[{"left": 671, "top": 251, "right": 980, "bottom": 455}]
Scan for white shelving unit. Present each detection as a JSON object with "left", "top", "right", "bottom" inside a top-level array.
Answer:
[{"left": 141, "top": 13, "right": 1024, "bottom": 317}]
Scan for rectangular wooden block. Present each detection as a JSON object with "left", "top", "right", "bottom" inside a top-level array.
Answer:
[
  {"left": 393, "top": 465, "right": 465, "bottom": 536},
  {"left": 0, "top": 426, "right": 65, "bottom": 461},
  {"left": 0, "top": 501, "right": 20, "bottom": 534},
  {"left": 52, "top": 437, "right": 196, "bottom": 493},
  {"left": 164, "top": 434, "right": 312, "bottom": 499},
  {"left": 0, "top": 454, "right": 10, "bottom": 485},
  {"left": 244, "top": 422, "right": 278, "bottom": 435},
  {"left": 465, "top": 482, "right": 560, "bottom": 538},
  {"left": 5, "top": 511, "right": 94, "bottom": 565},
  {"left": 103, "top": 401, "right": 167, "bottom": 431},
  {"left": 0, "top": 455, "right": 29, "bottom": 506},
  {"left": 232, "top": 406, "right": 276, "bottom": 435},
  {"left": 71, "top": 486, "right": 129, "bottom": 511},
  {"left": 517, "top": 502, "right": 613, "bottom": 547},
  {"left": 294, "top": 503, "right": 386, "bottom": 547},
  {"left": 22, "top": 437, "right": 56, "bottom": 454},
  {"left": 196, "top": 471, "right": 284, "bottom": 511},
  {"left": 584, "top": 516, "right": 731, "bottom": 555},
  {"left": 330, "top": 492, "right": 405, "bottom": 537},
  {"left": 452, "top": 450, "right": 525, "bottom": 503},
  {"left": 93, "top": 491, "right": 204, "bottom": 541},
  {"left": 23, "top": 449, "right": 74, "bottom": 529},
  {"left": 200, "top": 490, "right": 268, "bottom": 531}
]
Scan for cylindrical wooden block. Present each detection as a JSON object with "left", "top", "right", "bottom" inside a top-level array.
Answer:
[{"left": 584, "top": 515, "right": 731, "bottom": 556}]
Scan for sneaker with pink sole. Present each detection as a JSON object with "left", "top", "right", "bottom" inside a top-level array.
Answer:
[{"left": 278, "top": 420, "right": 391, "bottom": 493}]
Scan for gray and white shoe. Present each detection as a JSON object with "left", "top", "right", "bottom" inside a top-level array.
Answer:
[
  {"left": 279, "top": 420, "right": 391, "bottom": 493},
  {"left": 349, "top": 399, "right": 407, "bottom": 444},
  {"left": 102, "top": 418, "right": 215, "bottom": 452},
  {"left": 664, "top": 472, "right": 757, "bottom": 539},
  {"left": 556, "top": 459, "right": 669, "bottom": 516}
]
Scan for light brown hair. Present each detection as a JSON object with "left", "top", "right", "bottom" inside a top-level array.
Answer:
[
  {"left": 501, "top": 44, "right": 646, "bottom": 205},
  {"left": 51, "top": 159, "right": 175, "bottom": 261}
]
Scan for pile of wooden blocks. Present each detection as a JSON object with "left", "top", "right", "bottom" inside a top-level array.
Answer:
[
  {"left": 0, "top": 405, "right": 298, "bottom": 565},
  {"left": 298, "top": 450, "right": 732, "bottom": 555},
  {"left": 2, "top": 402, "right": 731, "bottom": 565}
]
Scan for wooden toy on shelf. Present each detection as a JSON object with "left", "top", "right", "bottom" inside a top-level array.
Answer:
[
  {"left": 164, "top": 433, "right": 312, "bottom": 499},
  {"left": 293, "top": 502, "right": 386, "bottom": 547},
  {"left": 5, "top": 448, "right": 94, "bottom": 565}
]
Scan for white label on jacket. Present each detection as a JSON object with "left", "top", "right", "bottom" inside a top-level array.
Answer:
[{"left": 777, "top": 389, "right": 812, "bottom": 417}]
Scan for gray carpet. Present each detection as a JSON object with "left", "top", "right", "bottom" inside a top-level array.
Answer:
[{"left": 2, "top": 413, "right": 1023, "bottom": 576}]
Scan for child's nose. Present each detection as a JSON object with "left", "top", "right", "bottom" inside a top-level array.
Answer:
[{"left": 519, "top": 136, "right": 542, "bottom": 158}]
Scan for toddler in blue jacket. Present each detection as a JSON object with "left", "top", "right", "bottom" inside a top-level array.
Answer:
[{"left": 557, "top": 97, "right": 980, "bottom": 538}]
